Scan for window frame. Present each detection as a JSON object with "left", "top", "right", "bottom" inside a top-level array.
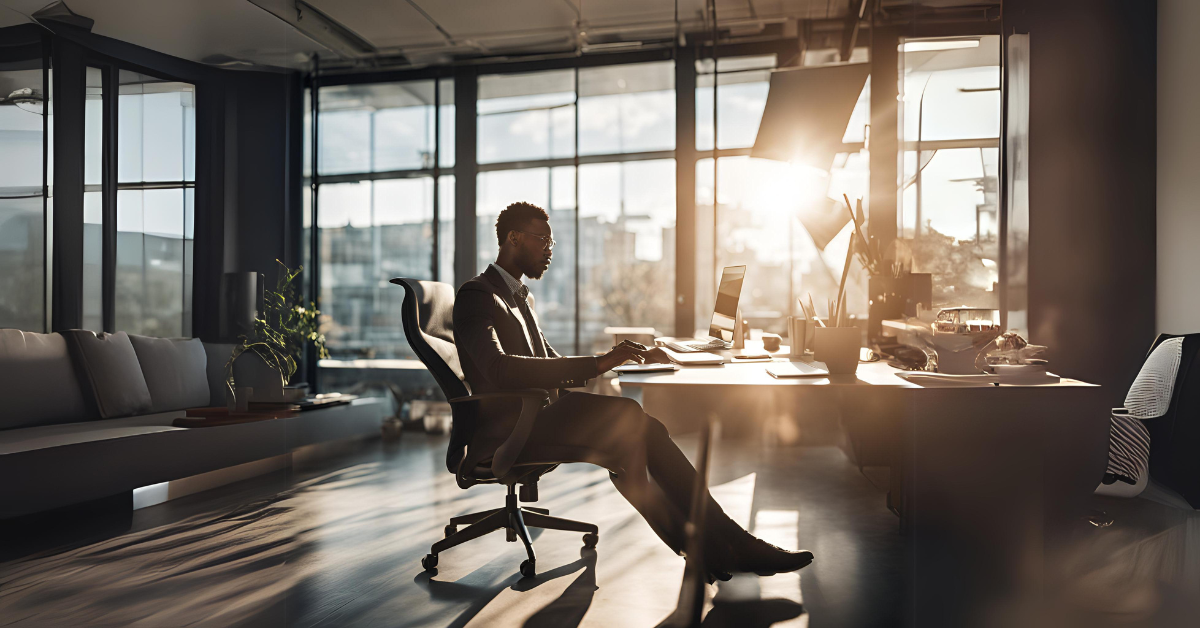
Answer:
[
  {"left": 306, "top": 45, "right": 799, "bottom": 376},
  {"left": 306, "top": 74, "right": 453, "bottom": 374},
  {"left": 82, "top": 54, "right": 197, "bottom": 336}
]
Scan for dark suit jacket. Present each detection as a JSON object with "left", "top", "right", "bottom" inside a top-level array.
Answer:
[{"left": 451, "top": 266, "right": 599, "bottom": 469}]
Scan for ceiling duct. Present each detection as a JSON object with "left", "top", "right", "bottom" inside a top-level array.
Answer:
[
  {"left": 247, "top": 0, "right": 378, "bottom": 59},
  {"left": 32, "top": 0, "right": 93, "bottom": 31}
]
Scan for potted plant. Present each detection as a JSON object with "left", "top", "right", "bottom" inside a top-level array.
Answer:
[{"left": 225, "top": 260, "right": 328, "bottom": 406}]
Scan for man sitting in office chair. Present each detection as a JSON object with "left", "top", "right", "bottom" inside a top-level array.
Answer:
[{"left": 453, "top": 201, "right": 813, "bottom": 579}]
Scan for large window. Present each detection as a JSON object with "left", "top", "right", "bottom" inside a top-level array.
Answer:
[
  {"left": 303, "top": 42, "right": 1013, "bottom": 393},
  {"left": 696, "top": 55, "right": 870, "bottom": 334},
  {"left": 311, "top": 79, "right": 454, "bottom": 361},
  {"left": 899, "top": 36, "right": 1002, "bottom": 310},
  {"left": 0, "top": 39, "right": 48, "bottom": 331},
  {"left": 114, "top": 71, "right": 195, "bottom": 337},
  {"left": 477, "top": 62, "right": 675, "bottom": 354}
]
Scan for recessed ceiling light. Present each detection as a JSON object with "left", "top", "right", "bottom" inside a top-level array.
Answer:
[{"left": 899, "top": 40, "right": 980, "bottom": 53}]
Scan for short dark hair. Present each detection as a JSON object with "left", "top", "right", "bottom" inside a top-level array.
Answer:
[{"left": 495, "top": 202, "right": 549, "bottom": 246}]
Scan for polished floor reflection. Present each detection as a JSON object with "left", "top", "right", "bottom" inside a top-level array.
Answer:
[
  {"left": 0, "top": 434, "right": 906, "bottom": 627},
  {"left": 5, "top": 431, "right": 1197, "bottom": 626}
]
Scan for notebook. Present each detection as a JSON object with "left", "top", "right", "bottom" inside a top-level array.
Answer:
[
  {"left": 766, "top": 361, "right": 830, "bottom": 378},
  {"left": 614, "top": 363, "right": 681, "bottom": 374}
]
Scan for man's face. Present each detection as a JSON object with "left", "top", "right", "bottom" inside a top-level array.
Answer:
[{"left": 515, "top": 218, "right": 554, "bottom": 280}]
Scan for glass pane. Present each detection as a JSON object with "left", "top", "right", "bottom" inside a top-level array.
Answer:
[
  {"left": 317, "top": 109, "right": 370, "bottom": 175},
  {"left": 85, "top": 68, "right": 102, "bottom": 186},
  {"left": 82, "top": 192, "right": 103, "bottom": 332},
  {"left": 303, "top": 87, "right": 312, "bottom": 178},
  {"left": 318, "top": 80, "right": 445, "bottom": 174},
  {"left": 696, "top": 57, "right": 775, "bottom": 151},
  {"left": 318, "top": 178, "right": 435, "bottom": 360},
  {"left": 901, "top": 39, "right": 1001, "bottom": 143},
  {"left": 579, "top": 159, "right": 676, "bottom": 353},
  {"left": 900, "top": 35, "right": 1002, "bottom": 310},
  {"left": 697, "top": 156, "right": 867, "bottom": 335},
  {"left": 83, "top": 68, "right": 103, "bottom": 330},
  {"left": 476, "top": 168, "right": 551, "bottom": 272},
  {"left": 438, "top": 174, "right": 455, "bottom": 282},
  {"left": 115, "top": 189, "right": 188, "bottom": 337},
  {"left": 439, "top": 78, "right": 455, "bottom": 169},
  {"left": 578, "top": 62, "right": 675, "bottom": 155},
  {"left": 478, "top": 70, "right": 575, "bottom": 164},
  {"left": 0, "top": 46, "right": 46, "bottom": 331},
  {"left": 118, "top": 71, "right": 194, "bottom": 183},
  {"left": 476, "top": 168, "right": 575, "bottom": 351}
]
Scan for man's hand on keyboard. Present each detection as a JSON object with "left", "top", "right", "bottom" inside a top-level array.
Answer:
[{"left": 637, "top": 347, "right": 673, "bottom": 364}]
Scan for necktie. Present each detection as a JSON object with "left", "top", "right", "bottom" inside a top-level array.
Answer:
[{"left": 513, "top": 286, "right": 546, "bottom": 357}]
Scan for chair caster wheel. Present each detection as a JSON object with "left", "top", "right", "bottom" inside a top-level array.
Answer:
[
  {"left": 444, "top": 524, "right": 457, "bottom": 537},
  {"left": 582, "top": 532, "right": 599, "bottom": 549},
  {"left": 520, "top": 559, "right": 536, "bottom": 578},
  {"left": 421, "top": 553, "right": 438, "bottom": 571}
]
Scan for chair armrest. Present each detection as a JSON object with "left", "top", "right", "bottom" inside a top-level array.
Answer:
[
  {"left": 449, "top": 389, "right": 550, "bottom": 404},
  {"left": 449, "top": 389, "right": 551, "bottom": 479}
]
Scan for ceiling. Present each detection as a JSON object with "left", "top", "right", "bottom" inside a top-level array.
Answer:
[{"left": 0, "top": 0, "right": 997, "bottom": 71}]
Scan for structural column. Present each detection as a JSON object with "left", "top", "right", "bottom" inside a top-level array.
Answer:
[
  {"left": 453, "top": 67, "right": 478, "bottom": 288},
  {"left": 868, "top": 26, "right": 899, "bottom": 248},
  {"left": 674, "top": 47, "right": 697, "bottom": 337}
]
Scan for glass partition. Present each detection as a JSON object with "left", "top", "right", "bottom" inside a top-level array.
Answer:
[{"left": 0, "top": 40, "right": 48, "bottom": 331}]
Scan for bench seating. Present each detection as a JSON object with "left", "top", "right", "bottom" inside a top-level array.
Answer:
[{"left": 0, "top": 329, "right": 388, "bottom": 519}]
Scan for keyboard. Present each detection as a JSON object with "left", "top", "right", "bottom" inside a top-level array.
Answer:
[{"left": 663, "top": 338, "right": 731, "bottom": 353}]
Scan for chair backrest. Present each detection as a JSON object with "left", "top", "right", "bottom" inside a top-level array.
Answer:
[
  {"left": 1142, "top": 333, "right": 1200, "bottom": 507},
  {"left": 391, "top": 278, "right": 469, "bottom": 401}
]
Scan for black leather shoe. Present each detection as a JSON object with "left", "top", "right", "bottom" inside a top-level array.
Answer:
[{"left": 733, "top": 538, "right": 814, "bottom": 576}]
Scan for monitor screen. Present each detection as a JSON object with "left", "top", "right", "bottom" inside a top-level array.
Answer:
[{"left": 708, "top": 265, "right": 746, "bottom": 342}]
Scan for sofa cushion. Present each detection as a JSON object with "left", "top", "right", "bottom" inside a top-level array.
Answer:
[
  {"left": 129, "top": 336, "right": 210, "bottom": 412},
  {"left": 0, "top": 411, "right": 185, "bottom": 455},
  {"left": 0, "top": 330, "right": 93, "bottom": 430},
  {"left": 62, "top": 330, "right": 153, "bottom": 419}
]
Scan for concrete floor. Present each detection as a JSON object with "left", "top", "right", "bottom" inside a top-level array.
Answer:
[{"left": 0, "top": 434, "right": 905, "bottom": 627}]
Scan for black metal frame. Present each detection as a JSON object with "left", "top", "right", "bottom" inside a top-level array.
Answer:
[{"left": 81, "top": 56, "right": 197, "bottom": 335}]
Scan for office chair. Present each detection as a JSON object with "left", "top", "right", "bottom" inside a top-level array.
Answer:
[{"left": 392, "top": 278, "right": 599, "bottom": 578}]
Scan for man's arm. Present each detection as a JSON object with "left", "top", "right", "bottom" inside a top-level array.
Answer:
[
  {"left": 455, "top": 288, "right": 599, "bottom": 390},
  {"left": 541, "top": 329, "right": 562, "bottom": 358}
]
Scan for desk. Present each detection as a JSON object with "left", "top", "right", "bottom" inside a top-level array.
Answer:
[{"left": 620, "top": 358, "right": 1110, "bottom": 623}]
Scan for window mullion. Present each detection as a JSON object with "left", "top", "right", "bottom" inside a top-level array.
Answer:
[{"left": 101, "top": 64, "right": 118, "bottom": 333}]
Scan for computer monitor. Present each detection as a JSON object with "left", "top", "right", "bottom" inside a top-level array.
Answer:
[{"left": 707, "top": 265, "right": 746, "bottom": 343}]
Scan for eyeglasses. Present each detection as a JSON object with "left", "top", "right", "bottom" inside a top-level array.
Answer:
[{"left": 517, "top": 231, "right": 556, "bottom": 251}]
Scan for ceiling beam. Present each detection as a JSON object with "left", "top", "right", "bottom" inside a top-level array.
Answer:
[{"left": 838, "top": 0, "right": 868, "bottom": 61}]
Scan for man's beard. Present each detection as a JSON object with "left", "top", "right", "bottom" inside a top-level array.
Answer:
[{"left": 523, "top": 258, "right": 550, "bottom": 280}]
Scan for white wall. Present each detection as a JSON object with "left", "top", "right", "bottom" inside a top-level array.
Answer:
[{"left": 1159, "top": 0, "right": 1200, "bottom": 333}]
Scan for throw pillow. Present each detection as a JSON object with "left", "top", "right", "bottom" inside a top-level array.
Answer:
[
  {"left": 62, "top": 330, "right": 154, "bottom": 419},
  {"left": 128, "top": 335, "right": 210, "bottom": 413}
]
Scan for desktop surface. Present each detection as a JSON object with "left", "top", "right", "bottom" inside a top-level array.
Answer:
[{"left": 618, "top": 358, "right": 1096, "bottom": 389}]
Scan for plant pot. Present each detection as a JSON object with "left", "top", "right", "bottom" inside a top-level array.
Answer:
[
  {"left": 231, "top": 351, "right": 291, "bottom": 402},
  {"left": 813, "top": 326, "right": 861, "bottom": 375}
]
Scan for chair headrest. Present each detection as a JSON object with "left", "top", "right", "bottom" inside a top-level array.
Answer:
[{"left": 391, "top": 278, "right": 468, "bottom": 400}]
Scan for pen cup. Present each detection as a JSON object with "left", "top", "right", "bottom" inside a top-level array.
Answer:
[
  {"left": 788, "top": 317, "right": 810, "bottom": 357},
  {"left": 813, "top": 327, "right": 861, "bottom": 375}
]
